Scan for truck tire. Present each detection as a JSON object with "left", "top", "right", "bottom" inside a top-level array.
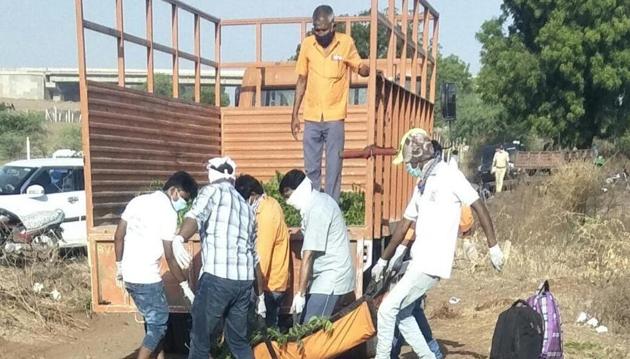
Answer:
[{"left": 163, "top": 313, "right": 192, "bottom": 354}]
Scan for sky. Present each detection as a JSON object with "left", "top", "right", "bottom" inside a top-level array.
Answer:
[{"left": 0, "top": 0, "right": 502, "bottom": 74}]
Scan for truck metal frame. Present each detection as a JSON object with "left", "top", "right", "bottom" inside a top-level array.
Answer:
[{"left": 75, "top": 0, "right": 439, "bottom": 313}]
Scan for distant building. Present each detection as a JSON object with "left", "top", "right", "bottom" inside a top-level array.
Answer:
[{"left": 0, "top": 68, "right": 244, "bottom": 102}]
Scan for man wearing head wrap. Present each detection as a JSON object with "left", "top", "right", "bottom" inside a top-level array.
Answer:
[
  {"left": 278, "top": 169, "right": 355, "bottom": 323},
  {"left": 175, "top": 156, "right": 265, "bottom": 359},
  {"left": 291, "top": 5, "right": 371, "bottom": 201},
  {"left": 371, "top": 129, "right": 505, "bottom": 359}
]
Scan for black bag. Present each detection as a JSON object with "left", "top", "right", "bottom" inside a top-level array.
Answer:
[{"left": 490, "top": 300, "right": 544, "bottom": 359}]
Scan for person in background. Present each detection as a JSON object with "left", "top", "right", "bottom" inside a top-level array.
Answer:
[
  {"left": 235, "top": 174, "right": 290, "bottom": 328},
  {"left": 291, "top": 4, "right": 371, "bottom": 201},
  {"left": 176, "top": 157, "right": 265, "bottom": 359},
  {"left": 279, "top": 169, "right": 355, "bottom": 323},
  {"left": 492, "top": 145, "right": 510, "bottom": 193},
  {"left": 114, "top": 171, "right": 198, "bottom": 359},
  {"left": 371, "top": 129, "right": 504, "bottom": 359}
]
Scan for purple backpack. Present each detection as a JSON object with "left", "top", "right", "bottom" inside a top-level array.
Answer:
[{"left": 526, "top": 280, "right": 563, "bottom": 358}]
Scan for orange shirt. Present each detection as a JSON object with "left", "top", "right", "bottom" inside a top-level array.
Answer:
[
  {"left": 295, "top": 32, "right": 363, "bottom": 121},
  {"left": 256, "top": 196, "right": 290, "bottom": 292}
]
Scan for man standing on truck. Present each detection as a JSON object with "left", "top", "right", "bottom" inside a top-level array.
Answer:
[
  {"left": 492, "top": 144, "right": 510, "bottom": 193},
  {"left": 235, "top": 174, "right": 290, "bottom": 328},
  {"left": 114, "top": 171, "right": 198, "bottom": 359},
  {"left": 175, "top": 157, "right": 265, "bottom": 359},
  {"left": 291, "top": 5, "right": 371, "bottom": 201},
  {"left": 371, "top": 130, "right": 505, "bottom": 359},
  {"left": 279, "top": 169, "right": 355, "bottom": 323}
]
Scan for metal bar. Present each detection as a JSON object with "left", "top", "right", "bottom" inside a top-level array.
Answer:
[
  {"left": 366, "top": 0, "right": 379, "bottom": 239},
  {"left": 382, "top": 80, "right": 393, "bottom": 224},
  {"left": 399, "top": 0, "right": 409, "bottom": 88},
  {"left": 391, "top": 86, "right": 402, "bottom": 220},
  {"left": 146, "top": 0, "right": 154, "bottom": 93},
  {"left": 419, "top": 0, "right": 440, "bottom": 19},
  {"left": 255, "top": 68, "right": 262, "bottom": 107},
  {"left": 420, "top": 9, "right": 430, "bottom": 98},
  {"left": 345, "top": 19, "right": 351, "bottom": 36},
  {"left": 194, "top": 14, "right": 201, "bottom": 103},
  {"left": 373, "top": 79, "right": 385, "bottom": 239},
  {"left": 386, "top": 1, "right": 395, "bottom": 78},
  {"left": 74, "top": 0, "right": 93, "bottom": 231},
  {"left": 410, "top": 0, "right": 419, "bottom": 94},
  {"left": 215, "top": 22, "right": 221, "bottom": 107},
  {"left": 220, "top": 15, "right": 423, "bottom": 26},
  {"left": 83, "top": 21, "right": 218, "bottom": 68},
  {"left": 221, "top": 15, "right": 381, "bottom": 26},
  {"left": 115, "top": 0, "right": 125, "bottom": 87},
  {"left": 429, "top": 18, "right": 439, "bottom": 103},
  {"left": 256, "top": 22, "right": 262, "bottom": 62},
  {"left": 377, "top": 12, "right": 431, "bottom": 64},
  {"left": 172, "top": 4, "right": 179, "bottom": 98},
  {"left": 300, "top": 21, "right": 306, "bottom": 40},
  {"left": 160, "top": 0, "right": 220, "bottom": 24}
]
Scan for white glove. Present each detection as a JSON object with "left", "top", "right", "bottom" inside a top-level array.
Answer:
[
  {"left": 386, "top": 245, "right": 408, "bottom": 273},
  {"left": 371, "top": 258, "right": 388, "bottom": 281},
  {"left": 179, "top": 281, "right": 195, "bottom": 304},
  {"left": 290, "top": 292, "right": 306, "bottom": 314},
  {"left": 256, "top": 294, "right": 267, "bottom": 318},
  {"left": 115, "top": 261, "right": 123, "bottom": 281},
  {"left": 172, "top": 235, "right": 192, "bottom": 270},
  {"left": 489, "top": 244, "right": 504, "bottom": 271}
]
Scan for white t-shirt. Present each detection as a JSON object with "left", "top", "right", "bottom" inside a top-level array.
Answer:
[
  {"left": 121, "top": 191, "right": 177, "bottom": 284},
  {"left": 404, "top": 162, "right": 479, "bottom": 279}
]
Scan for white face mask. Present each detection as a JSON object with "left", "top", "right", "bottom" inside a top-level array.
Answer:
[
  {"left": 169, "top": 190, "right": 187, "bottom": 212},
  {"left": 286, "top": 177, "right": 313, "bottom": 212}
]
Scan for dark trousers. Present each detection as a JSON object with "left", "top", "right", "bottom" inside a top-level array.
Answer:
[
  {"left": 188, "top": 273, "right": 253, "bottom": 359},
  {"left": 264, "top": 291, "right": 286, "bottom": 328}
]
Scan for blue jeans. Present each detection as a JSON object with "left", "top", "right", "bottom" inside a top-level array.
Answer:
[
  {"left": 301, "top": 293, "right": 341, "bottom": 324},
  {"left": 391, "top": 297, "right": 443, "bottom": 359},
  {"left": 188, "top": 273, "right": 254, "bottom": 359},
  {"left": 125, "top": 281, "right": 169, "bottom": 352},
  {"left": 264, "top": 291, "right": 286, "bottom": 327}
]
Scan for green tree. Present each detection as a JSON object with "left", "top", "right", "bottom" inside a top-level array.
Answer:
[
  {"left": 139, "top": 74, "right": 230, "bottom": 106},
  {"left": 476, "top": 1, "right": 630, "bottom": 147},
  {"left": 0, "top": 108, "right": 46, "bottom": 160}
]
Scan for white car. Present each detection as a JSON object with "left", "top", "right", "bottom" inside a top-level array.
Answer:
[{"left": 0, "top": 158, "right": 86, "bottom": 248}]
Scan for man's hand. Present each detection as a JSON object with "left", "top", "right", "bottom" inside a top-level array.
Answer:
[
  {"left": 172, "top": 235, "right": 192, "bottom": 270},
  {"left": 371, "top": 258, "right": 388, "bottom": 281},
  {"left": 179, "top": 281, "right": 195, "bottom": 304},
  {"left": 291, "top": 113, "right": 301, "bottom": 140},
  {"left": 386, "top": 245, "right": 407, "bottom": 274},
  {"left": 257, "top": 294, "right": 267, "bottom": 318},
  {"left": 489, "top": 244, "right": 504, "bottom": 271},
  {"left": 290, "top": 292, "right": 306, "bottom": 314}
]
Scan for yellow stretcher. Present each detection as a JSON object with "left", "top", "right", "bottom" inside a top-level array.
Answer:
[{"left": 253, "top": 298, "right": 377, "bottom": 359}]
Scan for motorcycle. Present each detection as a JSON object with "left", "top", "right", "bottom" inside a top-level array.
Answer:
[{"left": 0, "top": 207, "right": 65, "bottom": 260}]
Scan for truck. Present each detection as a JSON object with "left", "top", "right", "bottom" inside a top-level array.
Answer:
[
  {"left": 74, "top": 0, "right": 440, "bottom": 351},
  {"left": 514, "top": 149, "right": 595, "bottom": 173}
]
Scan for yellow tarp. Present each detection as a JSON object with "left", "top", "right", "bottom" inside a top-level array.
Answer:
[{"left": 253, "top": 300, "right": 376, "bottom": 359}]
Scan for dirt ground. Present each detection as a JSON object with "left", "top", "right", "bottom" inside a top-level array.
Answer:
[{"left": 3, "top": 266, "right": 629, "bottom": 359}]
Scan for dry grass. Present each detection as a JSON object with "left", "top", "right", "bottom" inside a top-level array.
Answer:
[
  {"left": 0, "top": 255, "right": 91, "bottom": 342},
  {"left": 466, "top": 161, "right": 630, "bottom": 334}
]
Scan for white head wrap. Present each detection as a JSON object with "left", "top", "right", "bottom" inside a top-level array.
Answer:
[
  {"left": 207, "top": 156, "right": 236, "bottom": 183},
  {"left": 286, "top": 176, "right": 313, "bottom": 213}
]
